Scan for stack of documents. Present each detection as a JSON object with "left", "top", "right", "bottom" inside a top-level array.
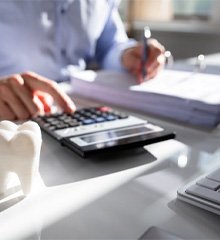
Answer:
[{"left": 70, "top": 69, "right": 220, "bottom": 128}]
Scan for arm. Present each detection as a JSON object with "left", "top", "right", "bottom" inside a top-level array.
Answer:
[
  {"left": 95, "top": 0, "right": 166, "bottom": 82},
  {"left": 95, "top": 0, "right": 137, "bottom": 72}
]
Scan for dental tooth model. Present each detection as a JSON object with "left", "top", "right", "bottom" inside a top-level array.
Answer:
[{"left": 0, "top": 121, "right": 42, "bottom": 196}]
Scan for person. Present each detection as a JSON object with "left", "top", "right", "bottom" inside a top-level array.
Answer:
[{"left": 0, "top": 0, "right": 165, "bottom": 120}]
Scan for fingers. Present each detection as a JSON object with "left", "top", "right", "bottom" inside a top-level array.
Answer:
[
  {"left": 122, "top": 40, "right": 166, "bottom": 83},
  {"left": 146, "top": 39, "right": 165, "bottom": 80},
  {"left": 146, "top": 54, "right": 165, "bottom": 80},
  {"left": 148, "top": 39, "right": 165, "bottom": 59},
  {"left": 121, "top": 46, "right": 141, "bottom": 74},
  {"left": 35, "top": 91, "right": 53, "bottom": 113},
  {"left": 7, "top": 75, "right": 39, "bottom": 116},
  {"left": 0, "top": 71, "right": 76, "bottom": 120},
  {"left": 21, "top": 72, "right": 76, "bottom": 113},
  {"left": 0, "top": 81, "right": 30, "bottom": 120},
  {"left": 0, "top": 99, "right": 16, "bottom": 120}
]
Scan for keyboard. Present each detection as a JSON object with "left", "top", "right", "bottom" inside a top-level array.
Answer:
[
  {"left": 34, "top": 106, "right": 175, "bottom": 157},
  {"left": 177, "top": 167, "right": 220, "bottom": 215}
]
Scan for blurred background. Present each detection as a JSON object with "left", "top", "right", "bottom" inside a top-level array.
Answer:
[{"left": 119, "top": 0, "right": 220, "bottom": 60}]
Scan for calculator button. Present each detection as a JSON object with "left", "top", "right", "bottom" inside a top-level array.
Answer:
[
  {"left": 72, "top": 113, "right": 80, "bottom": 118},
  {"left": 50, "top": 120, "right": 61, "bottom": 125},
  {"left": 95, "top": 117, "right": 106, "bottom": 123},
  {"left": 186, "top": 184, "right": 220, "bottom": 204},
  {"left": 207, "top": 169, "right": 220, "bottom": 182},
  {"left": 105, "top": 115, "right": 118, "bottom": 121},
  {"left": 89, "top": 108, "right": 98, "bottom": 113},
  {"left": 119, "top": 114, "right": 128, "bottom": 119},
  {"left": 48, "top": 126, "right": 56, "bottom": 131},
  {"left": 89, "top": 114, "right": 98, "bottom": 119},
  {"left": 63, "top": 118, "right": 76, "bottom": 123},
  {"left": 63, "top": 119, "right": 72, "bottom": 123},
  {"left": 95, "top": 110, "right": 102, "bottom": 116},
  {"left": 68, "top": 122, "right": 80, "bottom": 127},
  {"left": 54, "top": 123, "right": 69, "bottom": 130},
  {"left": 58, "top": 114, "right": 69, "bottom": 120},
  {"left": 49, "top": 113, "right": 63, "bottom": 117},
  {"left": 97, "top": 106, "right": 112, "bottom": 112},
  {"left": 99, "top": 112, "right": 109, "bottom": 118},
  {"left": 82, "top": 119, "right": 96, "bottom": 125},
  {"left": 83, "top": 112, "right": 93, "bottom": 117},
  {"left": 197, "top": 178, "right": 220, "bottom": 191},
  {"left": 117, "top": 113, "right": 128, "bottom": 119},
  {"left": 45, "top": 117, "right": 57, "bottom": 123},
  {"left": 42, "top": 123, "right": 51, "bottom": 128},
  {"left": 76, "top": 109, "right": 87, "bottom": 115},
  {"left": 76, "top": 116, "right": 86, "bottom": 121},
  {"left": 35, "top": 119, "right": 46, "bottom": 126}
]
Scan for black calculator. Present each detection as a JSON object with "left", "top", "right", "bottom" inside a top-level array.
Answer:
[{"left": 34, "top": 106, "right": 175, "bottom": 157}]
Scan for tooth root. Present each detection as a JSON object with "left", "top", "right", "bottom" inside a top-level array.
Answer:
[
  {"left": 12, "top": 131, "right": 41, "bottom": 196},
  {"left": 16, "top": 168, "right": 35, "bottom": 196},
  {"left": 0, "top": 171, "right": 9, "bottom": 194}
]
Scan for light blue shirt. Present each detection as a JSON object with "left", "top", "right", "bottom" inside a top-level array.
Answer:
[{"left": 0, "top": 0, "right": 136, "bottom": 81}]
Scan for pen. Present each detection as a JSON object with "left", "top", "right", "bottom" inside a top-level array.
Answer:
[{"left": 141, "top": 26, "right": 151, "bottom": 82}]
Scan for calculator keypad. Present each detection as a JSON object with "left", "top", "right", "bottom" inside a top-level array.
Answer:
[
  {"left": 34, "top": 106, "right": 128, "bottom": 131},
  {"left": 34, "top": 106, "right": 148, "bottom": 139}
]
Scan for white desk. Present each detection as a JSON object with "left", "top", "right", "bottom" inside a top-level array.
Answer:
[
  {"left": 174, "top": 52, "right": 220, "bottom": 75},
  {"left": 0, "top": 97, "right": 220, "bottom": 240}
]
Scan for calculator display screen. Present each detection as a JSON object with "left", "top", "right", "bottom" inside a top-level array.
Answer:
[
  {"left": 75, "top": 125, "right": 158, "bottom": 146},
  {"left": 63, "top": 123, "right": 174, "bottom": 157}
]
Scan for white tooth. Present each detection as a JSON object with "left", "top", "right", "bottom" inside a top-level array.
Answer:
[
  {"left": 0, "top": 121, "right": 42, "bottom": 196},
  {"left": 0, "top": 120, "right": 18, "bottom": 131},
  {"left": 18, "top": 121, "right": 42, "bottom": 140}
]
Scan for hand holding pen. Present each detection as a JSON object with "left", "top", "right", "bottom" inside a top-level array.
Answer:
[
  {"left": 121, "top": 27, "right": 166, "bottom": 84},
  {"left": 141, "top": 26, "right": 151, "bottom": 82}
]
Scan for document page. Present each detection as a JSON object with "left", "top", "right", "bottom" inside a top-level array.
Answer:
[
  {"left": 131, "top": 70, "right": 220, "bottom": 105},
  {"left": 71, "top": 70, "right": 136, "bottom": 89},
  {"left": 70, "top": 69, "right": 220, "bottom": 127}
]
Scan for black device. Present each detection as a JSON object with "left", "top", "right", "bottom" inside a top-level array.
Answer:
[{"left": 34, "top": 106, "right": 175, "bottom": 157}]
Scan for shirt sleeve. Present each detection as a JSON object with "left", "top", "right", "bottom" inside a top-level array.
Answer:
[{"left": 95, "top": 0, "right": 137, "bottom": 72}]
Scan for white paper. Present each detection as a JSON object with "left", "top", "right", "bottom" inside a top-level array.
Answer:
[{"left": 70, "top": 69, "right": 220, "bottom": 127}]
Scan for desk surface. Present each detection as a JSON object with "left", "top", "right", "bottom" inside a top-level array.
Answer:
[
  {"left": 174, "top": 52, "right": 220, "bottom": 75},
  {"left": 0, "top": 96, "right": 220, "bottom": 240}
]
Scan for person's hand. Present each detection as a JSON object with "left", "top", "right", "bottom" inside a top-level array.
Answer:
[
  {"left": 0, "top": 71, "right": 76, "bottom": 120},
  {"left": 121, "top": 39, "right": 166, "bottom": 83}
]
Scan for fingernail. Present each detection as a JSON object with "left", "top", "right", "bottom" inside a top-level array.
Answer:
[{"left": 68, "top": 103, "right": 76, "bottom": 112}]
